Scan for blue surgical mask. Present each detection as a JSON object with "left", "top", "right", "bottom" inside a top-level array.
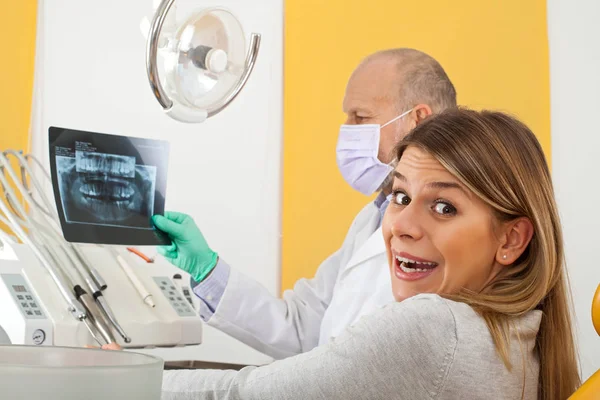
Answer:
[{"left": 336, "top": 109, "right": 413, "bottom": 195}]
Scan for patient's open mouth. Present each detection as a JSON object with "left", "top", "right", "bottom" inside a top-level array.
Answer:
[
  {"left": 396, "top": 255, "right": 437, "bottom": 272},
  {"left": 393, "top": 251, "right": 439, "bottom": 281}
]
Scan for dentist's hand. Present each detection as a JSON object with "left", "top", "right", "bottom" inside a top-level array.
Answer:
[{"left": 152, "top": 212, "right": 218, "bottom": 282}]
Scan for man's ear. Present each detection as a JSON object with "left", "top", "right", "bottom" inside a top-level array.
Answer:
[
  {"left": 495, "top": 217, "right": 534, "bottom": 265},
  {"left": 410, "top": 104, "right": 433, "bottom": 129}
]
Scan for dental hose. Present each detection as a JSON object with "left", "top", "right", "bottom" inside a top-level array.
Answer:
[
  {"left": 3, "top": 151, "right": 131, "bottom": 343},
  {"left": 0, "top": 176, "right": 87, "bottom": 321},
  {"left": 0, "top": 155, "right": 114, "bottom": 345}
]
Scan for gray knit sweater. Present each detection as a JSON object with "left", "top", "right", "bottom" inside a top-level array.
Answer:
[{"left": 162, "top": 294, "right": 541, "bottom": 399}]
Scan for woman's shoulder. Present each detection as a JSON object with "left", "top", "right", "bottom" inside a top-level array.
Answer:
[
  {"left": 352, "top": 295, "right": 541, "bottom": 398},
  {"left": 384, "top": 293, "right": 460, "bottom": 325},
  {"left": 393, "top": 293, "right": 478, "bottom": 326},
  {"left": 380, "top": 294, "right": 542, "bottom": 367},
  {"left": 380, "top": 294, "right": 498, "bottom": 345},
  {"left": 385, "top": 293, "right": 541, "bottom": 332},
  {"left": 361, "top": 294, "right": 460, "bottom": 353}
]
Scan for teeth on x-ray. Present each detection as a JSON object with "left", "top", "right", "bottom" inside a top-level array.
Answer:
[
  {"left": 80, "top": 182, "right": 135, "bottom": 201},
  {"left": 57, "top": 151, "right": 156, "bottom": 225},
  {"left": 86, "top": 197, "right": 132, "bottom": 220},
  {"left": 76, "top": 151, "right": 135, "bottom": 178}
]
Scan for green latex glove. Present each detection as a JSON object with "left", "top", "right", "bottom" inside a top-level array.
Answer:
[{"left": 152, "top": 211, "right": 218, "bottom": 282}]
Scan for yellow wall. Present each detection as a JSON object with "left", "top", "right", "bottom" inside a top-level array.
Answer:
[
  {"left": 0, "top": 1, "right": 37, "bottom": 152},
  {"left": 282, "top": 0, "right": 550, "bottom": 291},
  {"left": 0, "top": 1, "right": 37, "bottom": 233}
]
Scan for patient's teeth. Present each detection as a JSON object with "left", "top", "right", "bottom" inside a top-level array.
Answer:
[
  {"left": 395, "top": 255, "right": 436, "bottom": 266},
  {"left": 399, "top": 262, "right": 427, "bottom": 273}
]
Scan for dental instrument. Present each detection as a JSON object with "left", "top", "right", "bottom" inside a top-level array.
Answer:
[
  {"left": 3, "top": 151, "right": 132, "bottom": 343},
  {"left": 111, "top": 247, "right": 157, "bottom": 308}
]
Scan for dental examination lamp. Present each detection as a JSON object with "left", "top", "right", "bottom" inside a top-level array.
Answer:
[{"left": 145, "top": 0, "right": 261, "bottom": 123}]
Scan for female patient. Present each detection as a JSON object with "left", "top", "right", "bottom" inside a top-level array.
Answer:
[{"left": 160, "top": 109, "right": 580, "bottom": 398}]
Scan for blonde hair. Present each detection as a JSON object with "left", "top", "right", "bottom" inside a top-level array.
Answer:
[{"left": 394, "top": 108, "right": 580, "bottom": 399}]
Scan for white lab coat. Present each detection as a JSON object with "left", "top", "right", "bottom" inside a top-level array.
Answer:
[{"left": 205, "top": 201, "right": 395, "bottom": 360}]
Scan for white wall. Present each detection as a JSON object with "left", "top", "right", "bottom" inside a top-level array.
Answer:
[
  {"left": 548, "top": 0, "right": 600, "bottom": 381},
  {"left": 31, "top": 0, "right": 283, "bottom": 366}
]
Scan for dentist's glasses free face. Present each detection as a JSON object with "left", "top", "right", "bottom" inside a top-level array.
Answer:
[{"left": 382, "top": 146, "right": 522, "bottom": 302}]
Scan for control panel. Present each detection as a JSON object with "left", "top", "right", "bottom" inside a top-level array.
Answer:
[
  {"left": 153, "top": 277, "right": 195, "bottom": 317},
  {"left": 1, "top": 274, "right": 46, "bottom": 319}
]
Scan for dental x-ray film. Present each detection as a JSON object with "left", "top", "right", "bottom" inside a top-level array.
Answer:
[{"left": 49, "top": 127, "right": 170, "bottom": 245}]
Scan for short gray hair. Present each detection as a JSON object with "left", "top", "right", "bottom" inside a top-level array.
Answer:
[{"left": 362, "top": 48, "right": 457, "bottom": 113}]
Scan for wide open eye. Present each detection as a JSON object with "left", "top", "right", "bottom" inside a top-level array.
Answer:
[
  {"left": 392, "top": 191, "right": 411, "bottom": 206},
  {"left": 432, "top": 201, "right": 457, "bottom": 216}
]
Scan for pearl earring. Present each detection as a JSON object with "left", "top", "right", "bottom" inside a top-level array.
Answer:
[{"left": 502, "top": 254, "right": 507, "bottom": 260}]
